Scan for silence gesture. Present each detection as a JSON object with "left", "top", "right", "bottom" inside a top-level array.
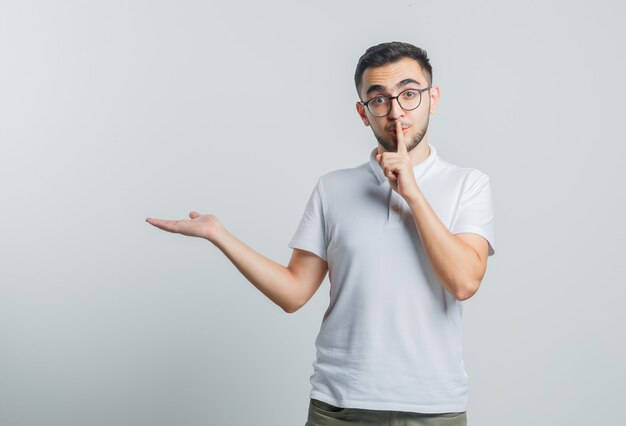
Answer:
[{"left": 375, "top": 120, "right": 420, "bottom": 201}]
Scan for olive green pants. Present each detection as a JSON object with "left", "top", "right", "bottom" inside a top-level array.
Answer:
[{"left": 306, "top": 398, "right": 467, "bottom": 426}]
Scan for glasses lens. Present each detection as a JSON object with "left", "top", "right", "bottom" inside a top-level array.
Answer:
[
  {"left": 397, "top": 89, "right": 422, "bottom": 111},
  {"left": 367, "top": 96, "right": 390, "bottom": 117}
]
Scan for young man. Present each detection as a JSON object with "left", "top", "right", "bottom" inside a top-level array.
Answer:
[{"left": 146, "top": 42, "right": 495, "bottom": 426}]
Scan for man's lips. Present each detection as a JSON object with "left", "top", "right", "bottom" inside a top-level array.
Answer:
[{"left": 390, "top": 127, "right": 409, "bottom": 135}]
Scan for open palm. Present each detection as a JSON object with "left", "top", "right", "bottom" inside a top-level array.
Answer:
[{"left": 145, "top": 211, "right": 223, "bottom": 241}]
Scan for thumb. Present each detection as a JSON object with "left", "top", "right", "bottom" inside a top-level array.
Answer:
[
  {"left": 376, "top": 153, "right": 381, "bottom": 165},
  {"left": 189, "top": 211, "right": 200, "bottom": 219}
]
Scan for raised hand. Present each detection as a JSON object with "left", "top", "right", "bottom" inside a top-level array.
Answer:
[
  {"left": 145, "top": 211, "right": 224, "bottom": 242},
  {"left": 375, "top": 120, "right": 420, "bottom": 201}
]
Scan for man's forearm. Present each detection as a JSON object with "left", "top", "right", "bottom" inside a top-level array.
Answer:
[
  {"left": 211, "top": 228, "right": 299, "bottom": 313},
  {"left": 406, "top": 190, "right": 481, "bottom": 300}
]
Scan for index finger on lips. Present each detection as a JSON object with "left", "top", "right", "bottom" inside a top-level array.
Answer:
[{"left": 395, "top": 120, "right": 407, "bottom": 155}]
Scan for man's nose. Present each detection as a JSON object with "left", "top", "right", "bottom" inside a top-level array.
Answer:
[{"left": 387, "top": 98, "right": 404, "bottom": 120}]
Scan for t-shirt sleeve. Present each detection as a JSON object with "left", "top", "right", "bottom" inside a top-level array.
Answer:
[
  {"left": 288, "top": 178, "right": 328, "bottom": 262},
  {"left": 450, "top": 173, "right": 496, "bottom": 256}
]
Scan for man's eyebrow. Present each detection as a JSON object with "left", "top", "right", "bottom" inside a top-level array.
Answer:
[
  {"left": 397, "top": 78, "right": 422, "bottom": 88},
  {"left": 364, "top": 84, "right": 385, "bottom": 97},
  {"left": 365, "top": 79, "right": 422, "bottom": 97}
]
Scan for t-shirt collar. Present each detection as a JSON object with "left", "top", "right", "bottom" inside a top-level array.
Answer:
[{"left": 368, "top": 144, "right": 438, "bottom": 185}]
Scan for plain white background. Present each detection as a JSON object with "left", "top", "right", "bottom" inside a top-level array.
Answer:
[{"left": 1, "top": 1, "right": 624, "bottom": 425}]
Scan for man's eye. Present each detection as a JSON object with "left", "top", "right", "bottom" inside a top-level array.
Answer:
[
  {"left": 372, "top": 96, "right": 387, "bottom": 104},
  {"left": 403, "top": 90, "right": 418, "bottom": 98}
]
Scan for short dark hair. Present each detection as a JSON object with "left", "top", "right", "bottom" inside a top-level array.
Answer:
[{"left": 354, "top": 41, "right": 433, "bottom": 97}]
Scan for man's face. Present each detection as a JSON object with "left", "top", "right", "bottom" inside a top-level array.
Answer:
[{"left": 356, "top": 57, "right": 439, "bottom": 153}]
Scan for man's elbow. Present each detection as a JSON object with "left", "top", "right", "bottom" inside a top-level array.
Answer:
[
  {"left": 282, "top": 299, "right": 305, "bottom": 314},
  {"left": 283, "top": 303, "right": 299, "bottom": 314},
  {"left": 454, "top": 262, "right": 486, "bottom": 301},
  {"left": 454, "top": 279, "right": 481, "bottom": 301}
]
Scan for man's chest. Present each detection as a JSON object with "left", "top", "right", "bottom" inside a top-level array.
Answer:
[{"left": 326, "top": 181, "right": 462, "bottom": 238}]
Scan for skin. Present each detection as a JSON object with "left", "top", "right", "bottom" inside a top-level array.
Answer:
[{"left": 145, "top": 56, "right": 490, "bottom": 309}]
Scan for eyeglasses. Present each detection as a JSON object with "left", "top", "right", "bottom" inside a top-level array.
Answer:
[{"left": 359, "top": 87, "right": 431, "bottom": 118}]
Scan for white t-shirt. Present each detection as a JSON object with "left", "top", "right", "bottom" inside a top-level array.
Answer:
[{"left": 288, "top": 144, "right": 495, "bottom": 413}]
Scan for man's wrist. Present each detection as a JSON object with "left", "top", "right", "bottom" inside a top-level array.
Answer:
[{"left": 404, "top": 188, "right": 424, "bottom": 208}]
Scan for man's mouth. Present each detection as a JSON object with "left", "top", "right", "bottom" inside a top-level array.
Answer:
[{"left": 390, "top": 127, "right": 409, "bottom": 135}]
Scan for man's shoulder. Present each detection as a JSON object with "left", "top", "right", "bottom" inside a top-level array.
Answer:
[
  {"left": 316, "top": 160, "right": 371, "bottom": 191},
  {"left": 433, "top": 156, "right": 491, "bottom": 185}
]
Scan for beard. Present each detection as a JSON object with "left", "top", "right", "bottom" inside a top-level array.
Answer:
[{"left": 373, "top": 114, "right": 430, "bottom": 153}]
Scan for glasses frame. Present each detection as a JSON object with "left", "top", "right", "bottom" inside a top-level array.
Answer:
[{"left": 359, "top": 87, "right": 432, "bottom": 117}]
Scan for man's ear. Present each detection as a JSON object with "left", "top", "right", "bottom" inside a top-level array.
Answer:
[
  {"left": 429, "top": 85, "right": 441, "bottom": 114},
  {"left": 356, "top": 102, "right": 370, "bottom": 126}
]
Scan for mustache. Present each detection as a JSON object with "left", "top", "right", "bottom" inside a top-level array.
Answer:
[{"left": 386, "top": 122, "right": 411, "bottom": 131}]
